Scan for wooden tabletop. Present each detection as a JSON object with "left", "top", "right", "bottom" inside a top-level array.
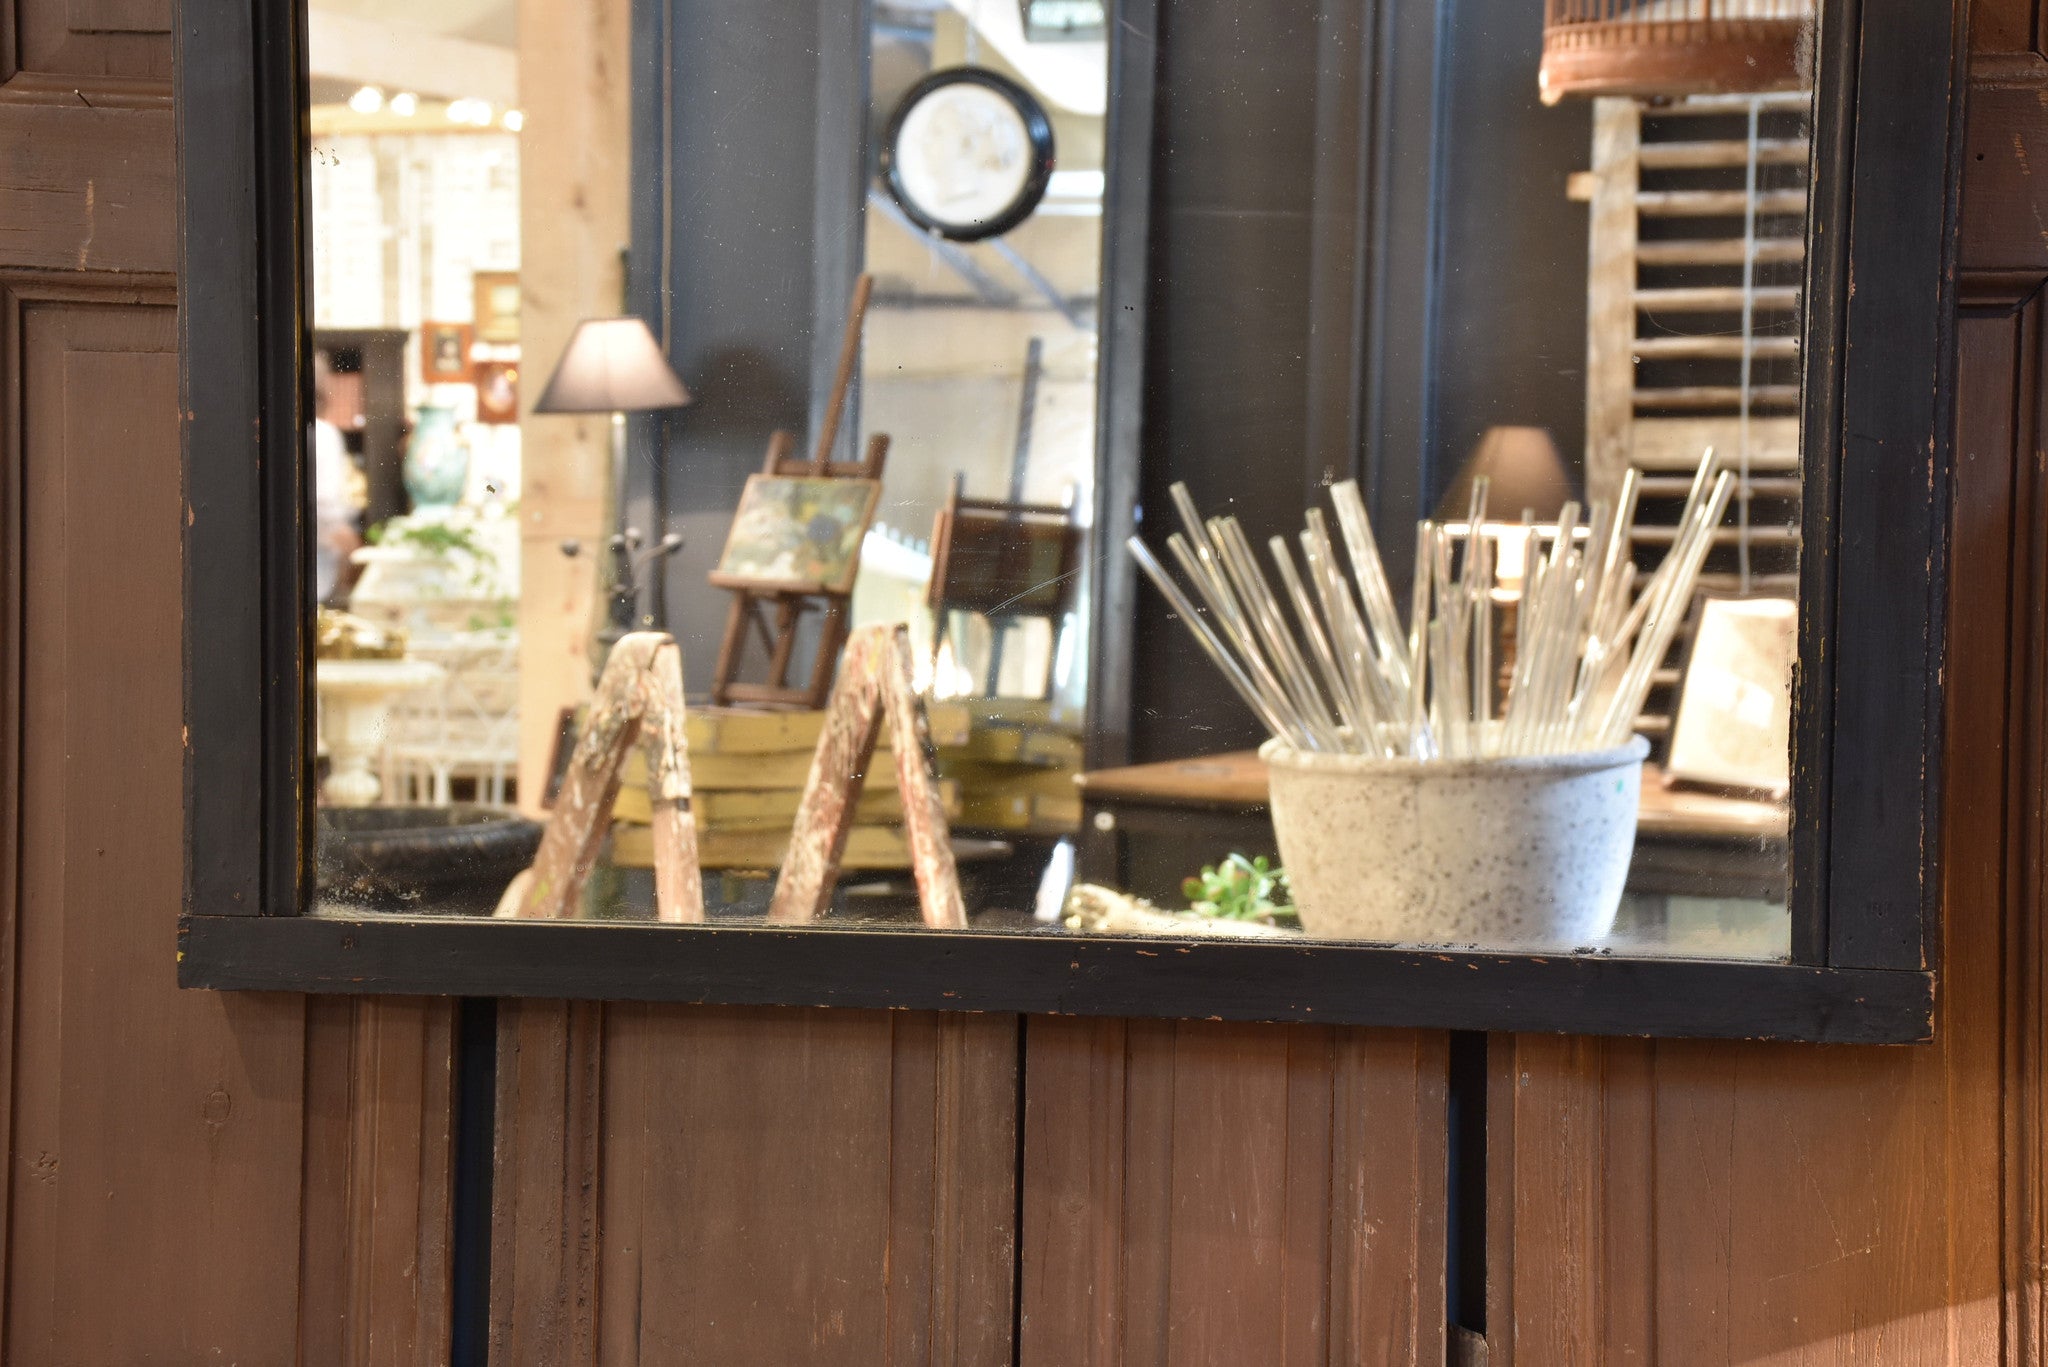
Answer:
[
  {"left": 1079, "top": 751, "right": 1787, "bottom": 844},
  {"left": 1076, "top": 750, "right": 1271, "bottom": 809}
]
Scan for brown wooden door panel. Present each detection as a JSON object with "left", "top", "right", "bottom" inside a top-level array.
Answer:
[
  {"left": 1018, "top": 1018, "right": 1448, "bottom": 1367},
  {"left": 4, "top": 0, "right": 171, "bottom": 83},
  {"left": 491, "top": 1001, "right": 1019, "bottom": 1366},
  {"left": 298, "top": 995, "right": 459, "bottom": 1365},
  {"left": 0, "top": 282, "right": 312, "bottom": 1360},
  {"left": 1972, "top": 0, "right": 2047, "bottom": 58},
  {"left": 0, "top": 105, "right": 175, "bottom": 272}
]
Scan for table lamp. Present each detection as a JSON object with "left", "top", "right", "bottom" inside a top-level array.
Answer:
[
  {"left": 535, "top": 314, "right": 692, "bottom": 425},
  {"left": 1434, "top": 426, "right": 1577, "bottom": 703},
  {"left": 1434, "top": 425, "right": 1574, "bottom": 589},
  {"left": 534, "top": 317, "right": 694, "bottom": 644}
]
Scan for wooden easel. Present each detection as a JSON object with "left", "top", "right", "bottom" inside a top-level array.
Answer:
[
  {"left": 767, "top": 623, "right": 966, "bottom": 928},
  {"left": 709, "top": 427, "right": 889, "bottom": 708},
  {"left": 504, "top": 631, "right": 704, "bottom": 923},
  {"left": 710, "top": 274, "right": 888, "bottom": 709}
]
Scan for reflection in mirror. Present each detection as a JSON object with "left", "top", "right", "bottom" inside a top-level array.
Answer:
[{"left": 304, "top": 0, "right": 1811, "bottom": 964}]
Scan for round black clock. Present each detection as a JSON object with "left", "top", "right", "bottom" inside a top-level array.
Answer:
[{"left": 880, "top": 67, "right": 1056, "bottom": 243}]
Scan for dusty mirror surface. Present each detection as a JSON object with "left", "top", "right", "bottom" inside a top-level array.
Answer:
[{"left": 303, "top": 0, "right": 1813, "bottom": 964}]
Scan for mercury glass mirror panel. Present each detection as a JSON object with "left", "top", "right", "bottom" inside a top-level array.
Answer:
[
  {"left": 177, "top": 0, "right": 1958, "bottom": 1039},
  {"left": 303, "top": 0, "right": 1803, "bottom": 954}
]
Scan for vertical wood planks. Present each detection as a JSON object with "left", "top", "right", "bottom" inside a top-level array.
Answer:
[
  {"left": 1018, "top": 1017, "right": 1448, "bottom": 1367},
  {"left": 493, "top": 1002, "right": 1018, "bottom": 1365},
  {"left": 299, "top": 997, "right": 459, "bottom": 1365},
  {"left": 2, "top": 288, "right": 310, "bottom": 1360},
  {"left": 512, "top": 0, "right": 631, "bottom": 818}
]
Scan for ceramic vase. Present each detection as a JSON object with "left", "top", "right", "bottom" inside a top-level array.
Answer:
[
  {"left": 1260, "top": 735, "right": 1649, "bottom": 949},
  {"left": 403, "top": 404, "right": 468, "bottom": 508}
]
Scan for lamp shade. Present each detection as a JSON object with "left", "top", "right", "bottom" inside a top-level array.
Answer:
[
  {"left": 1435, "top": 426, "right": 1574, "bottom": 524},
  {"left": 532, "top": 317, "right": 693, "bottom": 414}
]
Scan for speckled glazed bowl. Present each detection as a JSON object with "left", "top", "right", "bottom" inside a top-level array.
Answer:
[{"left": 1260, "top": 735, "right": 1649, "bottom": 949}]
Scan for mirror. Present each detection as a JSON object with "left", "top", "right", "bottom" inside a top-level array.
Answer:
[{"left": 302, "top": 0, "right": 1812, "bottom": 964}]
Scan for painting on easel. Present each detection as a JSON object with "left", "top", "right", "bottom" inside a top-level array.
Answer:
[{"left": 711, "top": 473, "right": 881, "bottom": 595}]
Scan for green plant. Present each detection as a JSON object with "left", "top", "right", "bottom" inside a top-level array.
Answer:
[
  {"left": 366, "top": 518, "right": 501, "bottom": 597},
  {"left": 1182, "top": 854, "right": 1298, "bottom": 927}
]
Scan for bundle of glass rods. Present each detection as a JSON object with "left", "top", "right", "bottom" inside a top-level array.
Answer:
[{"left": 1125, "top": 450, "right": 1736, "bottom": 760}]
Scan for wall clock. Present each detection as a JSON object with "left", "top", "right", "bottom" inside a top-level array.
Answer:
[{"left": 881, "top": 67, "right": 1056, "bottom": 242}]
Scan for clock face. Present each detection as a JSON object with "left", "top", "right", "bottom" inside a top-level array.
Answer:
[{"left": 883, "top": 69, "right": 1055, "bottom": 242}]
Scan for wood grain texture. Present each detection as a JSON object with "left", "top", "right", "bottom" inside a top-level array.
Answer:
[
  {"left": 513, "top": 0, "right": 629, "bottom": 818},
  {"left": 1971, "top": 0, "right": 2047, "bottom": 59},
  {"left": 516, "top": 632, "right": 702, "bottom": 923},
  {"left": 1018, "top": 1018, "right": 1448, "bottom": 1367},
  {"left": 491, "top": 1001, "right": 607, "bottom": 1365},
  {"left": 4, "top": 0, "right": 171, "bottom": 86},
  {"left": 0, "top": 104, "right": 174, "bottom": 272},
  {"left": 0, "top": 273, "right": 457, "bottom": 1364},
  {"left": 492, "top": 1001, "right": 1019, "bottom": 1365},
  {"left": 299, "top": 997, "right": 459, "bottom": 1366},
  {"left": 769, "top": 625, "right": 964, "bottom": 929},
  {"left": 1583, "top": 99, "right": 1639, "bottom": 507},
  {"left": 0, "top": 281, "right": 309, "bottom": 1360}
]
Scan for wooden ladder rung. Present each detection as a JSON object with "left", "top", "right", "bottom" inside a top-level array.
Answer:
[
  {"left": 1636, "top": 189, "right": 1808, "bottom": 217},
  {"left": 1636, "top": 138, "right": 1810, "bottom": 170},
  {"left": 1634, "top": 286, "right": 1800, "bottom": 313},
  {"left": 1645, "top": 91, "right": 1813, "bottom": 115},
  {"left": 1636, "top": 238, "right": 1804, "bottom": 266},
  {"left": 1633, "top": 385, "right": 1803, "bottom": 411},
  {"left": 1633, "top": 335, "right": 1799, "bottom": 360},
  {"left": 1631, "top": 525, "right": 1802, "bottom": 547},
  {"left": 1637, "top": 474, "right": 1803, "bottom": 498},
  {"left": 1695, "top": 571, "right": 1801, "bottom": 594}
]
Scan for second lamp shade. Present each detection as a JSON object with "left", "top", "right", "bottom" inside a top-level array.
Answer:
[{"left": 533, "top": 317, "right": 693, "bottom": 415}]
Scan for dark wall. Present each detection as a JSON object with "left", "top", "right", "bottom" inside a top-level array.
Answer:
[
  {"left": 628, "top": 0, "right": 867, "bottom": 692},
  {"left": 1429, "top": 0, "right": 1590, "bottom": 484},
  {"left": 1129, "top": 0, "right": 1326, "bottom": 761},
  {"left": 1129, "top": 0, "right": 1589, "bottom": 763}
]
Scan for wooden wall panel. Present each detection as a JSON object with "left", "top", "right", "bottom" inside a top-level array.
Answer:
[
  {"left": 492, "top": 1002, "right": 1019, "bottom": 1366},
  {"left": 0, "top": 273, "right": 457, "bottom": 1364},
  {"left": 1017, "top": 1019, "right": 1448, "bottom": 1367},
  {"left": 0, "top": 104, "right": 176, "bottom": 272},
  {"left": 299, "top": 996, "right": 459, "bottom": 1365},
  {"left": 2, "top": 0, "right": 171, "bottom": 92},
  {"left": 1972, "top": 0, "right": 2046, "bottom": 58},
  {"left": 513, "top": 0, "right": 629, "bottom": 817},
  {"left": 0, "top": 280, "right": 310, "bottom": 1360}
]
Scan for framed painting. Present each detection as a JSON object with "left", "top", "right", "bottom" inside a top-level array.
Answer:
[{"left": 708, "top": 474, "right": 882, "bottom": 595}]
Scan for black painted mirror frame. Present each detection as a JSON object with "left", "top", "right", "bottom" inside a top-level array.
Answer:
[{"left": 178, "top": 0, "right": 1969, "bottom": 1042}]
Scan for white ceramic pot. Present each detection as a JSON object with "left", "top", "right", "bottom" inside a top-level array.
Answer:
[{"left": 1260, "top": 736, "right": 1650, "bottom": 949}]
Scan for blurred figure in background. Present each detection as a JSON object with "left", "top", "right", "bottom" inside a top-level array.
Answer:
[{"left": 312, "top": 348, "right": 365, "bottom": 603}]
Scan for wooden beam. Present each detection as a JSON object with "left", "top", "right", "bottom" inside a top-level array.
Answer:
[
  {"left": 514, "top": 0, "right": 630, "bottom": 817},
  {"left": 1584, "top": 98, "right": 1640, "bottom": 507}
]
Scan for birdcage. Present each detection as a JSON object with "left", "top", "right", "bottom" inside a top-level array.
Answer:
[{"left": 1540, "top": 0, "right": 1814, "bottom": 104}]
